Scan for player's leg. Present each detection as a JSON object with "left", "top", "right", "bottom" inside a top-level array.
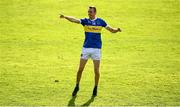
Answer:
[
  {"left": 91, "top": 48, "right": 101, "bottom": 96},
  {"left": 92, "top": 59, "right": 100, "bottom": 96},
  {"left": 93, "top": 60, "right": 100, "bottom": 86},
  {"left": 72, "top": 59, "right": 88, "bottom": 96},
  {"left": 72, "top": 48, "right": 89, "bottom": 96},
  {"left": 76, "top": 59, "right": 88, "bottom": 85}
]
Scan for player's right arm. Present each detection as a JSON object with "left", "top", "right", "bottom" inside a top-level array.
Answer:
[{"left": 60, "top": 14, "right": 80, "bottom": 24}]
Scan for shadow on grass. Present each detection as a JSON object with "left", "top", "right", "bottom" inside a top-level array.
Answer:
[
  {"left": 68, "top": 96, "right": 77, "bottom": 106},
  {"left": 81, "top": 96, "right": 95, "bottom": 106},
  {"left": 67, "top": 96, "right": 96, "bottom": 106}
]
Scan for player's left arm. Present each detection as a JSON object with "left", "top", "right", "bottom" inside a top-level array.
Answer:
[{"left": 105, "top": 25, "right": 122, "bottom": 33}]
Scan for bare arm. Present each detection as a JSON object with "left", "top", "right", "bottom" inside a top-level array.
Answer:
[
  {"left": 59, "top": 14, "right": 80, "bottom": 24},
  {"left": 105, "top": 25, "right": 121, "bottom": 33}
]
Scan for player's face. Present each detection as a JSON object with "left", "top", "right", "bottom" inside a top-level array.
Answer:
[{"left": 88, "top": 8, "right": 96, "bottom": 19}]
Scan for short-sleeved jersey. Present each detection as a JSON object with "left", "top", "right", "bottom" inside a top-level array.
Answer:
[{"left": 80, "top": 18, "right": 107, "bottom": 49}]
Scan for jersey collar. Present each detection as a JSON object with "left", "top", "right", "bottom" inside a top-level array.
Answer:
[{"left": 89, "top": 17, "right": 97, "bottom": 21}]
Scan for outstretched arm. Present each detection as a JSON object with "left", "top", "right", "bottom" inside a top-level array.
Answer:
[
  {"left": 60, "top": 14, "right": 80, "bottom": 24},
  {"left": 105, "top": 25, "right": 121, "bottom": 33}
]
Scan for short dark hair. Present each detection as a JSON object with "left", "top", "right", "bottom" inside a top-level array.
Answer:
[{"left": 89, "top": 6, "right": 96, "bottom": 12}]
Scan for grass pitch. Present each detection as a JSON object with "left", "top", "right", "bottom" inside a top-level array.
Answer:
[{"left": 0, "top": 0, "right": 180, "bottom": 106}]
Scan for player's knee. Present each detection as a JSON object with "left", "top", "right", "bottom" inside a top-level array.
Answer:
[
  {"left": 78, "top": 68, "right": 83, "bottom": 73},
  {"left": 94, "top": 67, "right": 99, "bottom": 72},
  {"left": 94, "top": 70, "right": 100, "bottom": 76}
]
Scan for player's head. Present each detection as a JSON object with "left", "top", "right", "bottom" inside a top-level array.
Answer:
[{"left": 88, "top": 6, "right": 96, "bottom": 19}]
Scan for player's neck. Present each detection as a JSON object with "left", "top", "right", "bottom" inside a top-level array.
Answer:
[{"left": 89, "top": 16, "right": 97, "bottom": 20}]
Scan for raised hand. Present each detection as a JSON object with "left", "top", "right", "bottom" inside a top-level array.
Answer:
[
  {"left": 117, "top": 28, "right": 121, "bottom": 32},
  {"left": 59, "top": 14, "right": 65, "bottom": 19}
]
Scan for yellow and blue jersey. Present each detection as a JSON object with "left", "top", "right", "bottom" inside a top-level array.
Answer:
[{"left": 80, "top": 18, "right": 107, "bottom": 49}]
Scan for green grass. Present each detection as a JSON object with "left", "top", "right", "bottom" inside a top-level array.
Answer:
[{"left": 0, "top": 0, "right": 180, "bottom": 106}]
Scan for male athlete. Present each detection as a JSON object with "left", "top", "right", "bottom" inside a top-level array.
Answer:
[{"left": 60, "top": 6, "right": 121, "bottom": 97}]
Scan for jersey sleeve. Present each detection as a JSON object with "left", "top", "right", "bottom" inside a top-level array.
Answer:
[
  {"left": 80, "top": 18, "right": 87, "bottom": 26},
  {"left": 101, "top": 19, "right": 108, "bottom": 27}
]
